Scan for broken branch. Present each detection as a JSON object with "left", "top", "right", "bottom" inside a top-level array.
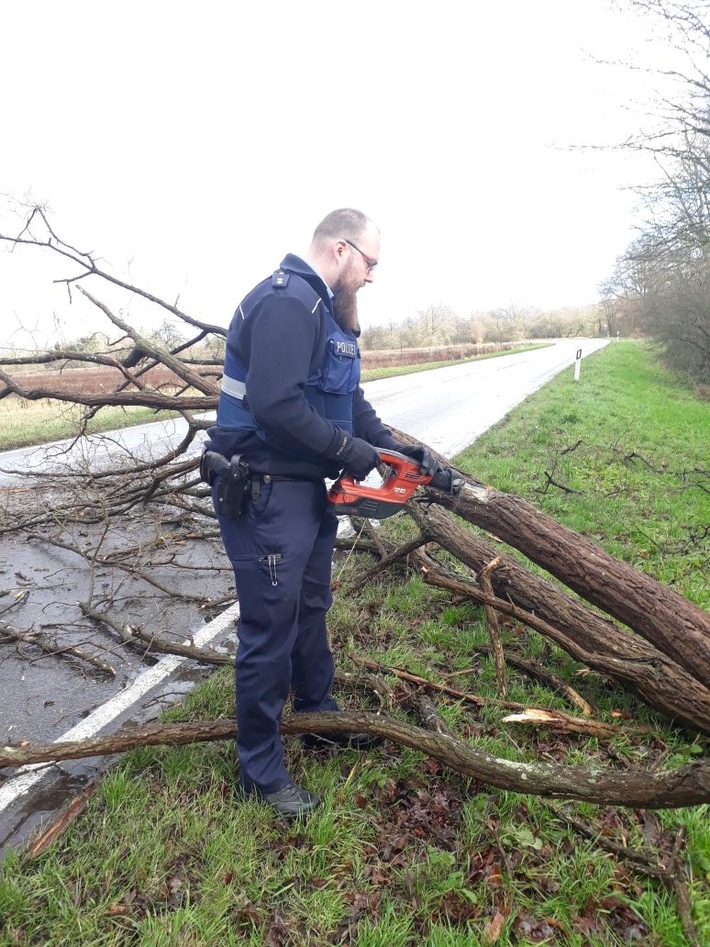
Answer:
[{"left": 1, "top": 712, "right": 708, "bottom": 808}]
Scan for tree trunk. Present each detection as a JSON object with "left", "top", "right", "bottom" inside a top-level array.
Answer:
[
  {"left": 431, "top": 482, "right": 710, "bottom": 687},
  {"left": 412, "top": 505, "right": 710, "bottom": 735}
]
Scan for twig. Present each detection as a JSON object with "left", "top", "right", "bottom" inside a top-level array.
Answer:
[
  {"left": 333, "top": 537, "right": 382, "bottom": 556},
  {"left": 473, "top": 645, "right": 595, "bottom": 716},
  {"left": 127, "top": 625, "right": 234, "bottom": 664},
  {"left": 348, "top": 651, "right": 528, "bottom": 711},
  {"left": 79, "top": 603, "right": 234, "bottom": 665},
  {"left": 28, "top": 779, "right": 101, "bottom": 857},
  {"left": 30, "top": 534, "right": 211, "bottom": 604},
  {"left": 502, "top": 707, "right": 619, "bottom": 739},
  {"left": 546, "top": 803, "right": 670, "bottom": 874},
  {"left": 334, "top": 668, "right": 395, "bottom": 708},
  {"left": 545, "top": 805, "right": 702, "bottom": 946},
  {"left": 0, "top": 620, "right": 115, "bottom": 676},
  {"left": 540, "top": 471, "right": 581, "bottom": 495},
  {"left": 670, "top": 826, "right": 701, "bottom": 947},
  {"left": 342, "top": 535, "right": 431, "bottom": 591},
  {"left": 359, "top": 517, "right": 389, "bottom": 558},
  {"left": 480, "top": 557, "right": 507, "bottom": 698}
]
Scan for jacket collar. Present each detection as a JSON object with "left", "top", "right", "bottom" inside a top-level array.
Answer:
[{"left": 280, "top": 254, "right": 332, "bottom": 300}]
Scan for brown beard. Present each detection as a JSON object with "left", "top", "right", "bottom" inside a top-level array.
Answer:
[{"left": 332, "top": 286, "right": 360, "bottom": 335}]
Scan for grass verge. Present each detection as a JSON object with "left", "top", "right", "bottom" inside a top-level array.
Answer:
[
  {"left": 0, "top": 342, "right": 708, "bottom": 946},
  {"left": 455, "top": 340, "right": 709, "bottom": 607},
  {"left": 0, "top": 401, "right": 181, "bottom": 453}
]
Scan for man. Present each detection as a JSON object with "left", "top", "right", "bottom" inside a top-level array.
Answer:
[{"left": 205, "top": 209, "right": 435, "bottom": 818}]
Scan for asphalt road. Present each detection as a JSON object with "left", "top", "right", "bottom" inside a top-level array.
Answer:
[
  {"left": 363, "top": 338, "right": 609, "bottom": 455},
  {"left": 0, "top": 338, "right": 608, "bottom": 852}
]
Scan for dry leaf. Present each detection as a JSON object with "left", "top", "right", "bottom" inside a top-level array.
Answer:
[{"left": 484, "top": 910, "right": 507, "bottom": 942}]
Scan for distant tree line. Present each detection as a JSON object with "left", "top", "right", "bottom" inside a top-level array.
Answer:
[
  {"left": 601, "top": 0, "right": 709, "bottom": 384},
  {"left": 360, "top": 302, "right": 608, "bottom": 352}
]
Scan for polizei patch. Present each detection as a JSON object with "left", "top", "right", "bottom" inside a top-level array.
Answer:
[{"left": 333, "top": 340, "right": 357, "bottom": 357}]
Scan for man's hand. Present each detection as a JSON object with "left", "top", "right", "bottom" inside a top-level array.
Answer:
[
  {"left": 395, "top": 443, "right": 464, "bottom": 495},
  {"left": 338, "top": 435, "right": 380, "bottom": 480},
  {"left": 429, "top": 466, "right": 464, "bottom": 494},
  {"left": 394, "top": 443, "right": 439, "bottom": 477}
]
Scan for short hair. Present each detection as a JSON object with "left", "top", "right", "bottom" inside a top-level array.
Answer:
[{"left": 311, "top": 208, "right": 374, "bottom": 247}]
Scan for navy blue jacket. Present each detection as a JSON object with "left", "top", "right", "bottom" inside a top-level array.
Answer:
[{"left": 206, "top": 254, "right": 398, "bottom": 480}]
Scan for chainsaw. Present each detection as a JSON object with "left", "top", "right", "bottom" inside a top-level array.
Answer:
[{"left": 328, "top": 448, "right": 463, "bottom": 519}]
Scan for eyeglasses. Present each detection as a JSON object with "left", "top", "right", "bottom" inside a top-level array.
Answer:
[{"left": 344, "top": 238, "right": 378, "bottom": 272}]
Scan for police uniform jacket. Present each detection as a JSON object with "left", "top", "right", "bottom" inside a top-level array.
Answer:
[{"left": 206, "top": 254, "right": 399, "bottom": 480}]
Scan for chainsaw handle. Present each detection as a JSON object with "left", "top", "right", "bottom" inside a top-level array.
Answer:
[
  {"left": 337, "top": 450, "right": 414, "bottom": 488},
  {"left": 336, "top": 449, "right": 429, "bottom": 492},
  {"left": 377, "top": 449, "right": 464, "bottom": 495},
  {"left": 375, "top": 448, "right": 412, "bottom": 467}
]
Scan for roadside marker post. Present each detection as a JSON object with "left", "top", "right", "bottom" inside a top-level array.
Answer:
[{"left": 574, "top": 348, "right": 582, "bottom": 381}]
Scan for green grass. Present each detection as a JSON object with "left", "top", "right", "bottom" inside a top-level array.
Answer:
[
  {"left": 456, "top": 340, "right": 709, "bottom": 606},
  {"left": 1, "top": 342, "right": 708, "bottom": 946}
]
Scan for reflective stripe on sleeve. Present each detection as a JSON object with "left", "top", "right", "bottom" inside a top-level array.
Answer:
[{"left": 220, "top": 374, "right": 247, "bottom": 400}]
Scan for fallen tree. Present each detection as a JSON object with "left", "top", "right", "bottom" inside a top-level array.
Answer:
[
  {"left": 2, "top": 712, "right": 708, "bottom": 809},
  {"left": 433, "top": 480, "right": 710, "bottom": 687},
  {"left": 404, "top": 504, "right": 710, "bottom": 735},
  {"left": 391, "top": 430, "right": 710, "bottom": 690}
]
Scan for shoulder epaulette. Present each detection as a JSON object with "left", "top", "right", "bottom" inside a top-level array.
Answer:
[{"left": 272, "top": 269, "right": 290, "bottom": 289}]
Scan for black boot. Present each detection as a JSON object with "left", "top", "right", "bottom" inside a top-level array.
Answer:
[{"left": 240, "top": 781, "right": 320, "bottom": 818}]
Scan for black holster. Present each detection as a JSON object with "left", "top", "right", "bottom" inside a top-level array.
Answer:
[{"left": 201, "top": 450, "right": 251, "bottom": 518}]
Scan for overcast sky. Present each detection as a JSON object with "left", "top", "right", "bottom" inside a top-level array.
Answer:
[{"left": 2, "top": 0, "right": 671, "bottom": 348}]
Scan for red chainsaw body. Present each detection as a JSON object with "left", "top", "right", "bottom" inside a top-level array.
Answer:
[{"left": 328, "top": 449, "right": 432, "bottom": 519}]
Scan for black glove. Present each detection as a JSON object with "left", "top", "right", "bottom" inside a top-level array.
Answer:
[
  {"left": 430, "top": 466, "right": 463, "bottom": 494},
  {"left": 337, "top": 435, "right": 380, "bottom": 480},
  {"left": 395, "top": 443, "right": 439, "bottom": 477},
  {"left": 396, "top": 443, "right": 464, "bottom": 495}
]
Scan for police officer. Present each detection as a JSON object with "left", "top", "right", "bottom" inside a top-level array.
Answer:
[{"left": 206, "top": 209, "right": 433, "bottom": 818}]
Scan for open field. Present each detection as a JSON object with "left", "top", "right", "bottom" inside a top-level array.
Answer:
[
  {"left": 0, "top": 400, "right": 182, "bottom": 453},
  {"left": 0, "top": 364, "right": 185, "bottom": 452},
  {"left": 0, "top": 343, "right": 707, "bottom": 945}
]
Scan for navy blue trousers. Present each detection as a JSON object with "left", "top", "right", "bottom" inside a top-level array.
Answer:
[{"left": 215, "top": 477, "right": 339, "bottom": 793}]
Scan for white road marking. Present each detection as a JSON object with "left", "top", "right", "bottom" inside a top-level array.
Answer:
[{"left": 0, "top": 602, "right": 240, "bottom": 812}]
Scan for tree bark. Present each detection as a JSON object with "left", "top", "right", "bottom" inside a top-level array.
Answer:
[
  {"left": 432, "top": 481, "right": 710, "bottom": 687},
  {"left": 2, "top": 712, "right": 708, "bottom": 808},
  {"left": 408, "top": 516, "right": 710, "bottom": 736},
  {"left": 414, "top": 504, "right": 710, "bottom": 730}
]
